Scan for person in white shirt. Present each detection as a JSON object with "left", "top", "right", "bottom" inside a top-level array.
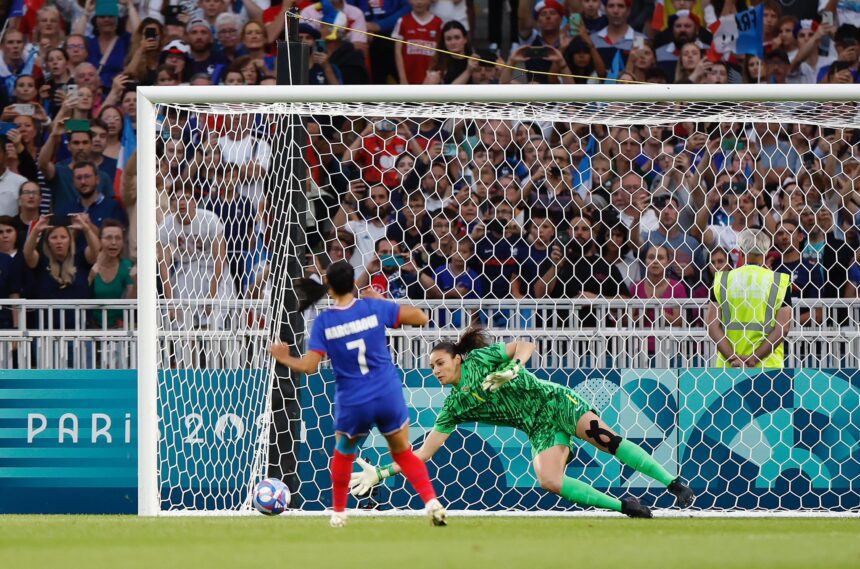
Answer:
[
  {"left": 217, "top": 113, "right": 271, "bottom": 210},
  {"left": 0, "top": 143, "right": 27, "bottom": 217}
]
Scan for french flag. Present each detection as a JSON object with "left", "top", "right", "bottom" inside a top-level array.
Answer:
[
  {"left": 651, "top": 0, "right": 666, "bottom": 32},
  {"left": 707, "top": 4, "right": 764, "bottom": 62},
  {"left": 114, "top": 114, "right": 137, "bottom": 199},
  {"left": 10, "top": 0, "right": 45, "bottom": 29}
]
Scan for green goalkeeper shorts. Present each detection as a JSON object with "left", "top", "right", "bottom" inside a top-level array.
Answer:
[{"left": 528, "top": 388, "right": 593, "bottom": 458}]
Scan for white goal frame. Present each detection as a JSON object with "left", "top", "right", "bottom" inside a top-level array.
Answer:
[{"left": 136, "top": 84, "right": 860, "bottom": 517}]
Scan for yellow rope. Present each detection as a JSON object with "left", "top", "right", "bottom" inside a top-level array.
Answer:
[{"left": 286, "top": 11, "right": 650, "bottom": 85}]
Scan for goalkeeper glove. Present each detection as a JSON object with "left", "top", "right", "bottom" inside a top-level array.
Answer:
[
  {"left": 482, "top": 359, "right": 522, "bottom": 392},
  {"left": 349, "top": 457, "right": 396, "bottom": 497}
]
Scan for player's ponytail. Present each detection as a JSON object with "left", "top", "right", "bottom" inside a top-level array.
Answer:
[
  {"left": 295, "top": 278, "right": 328, "bottom": 312},
  {"left": 431, "top": 326, "right": 492, "bottom": 358},
  {"left": 296, "top": 260, "right": 355, "bottom": 311}
]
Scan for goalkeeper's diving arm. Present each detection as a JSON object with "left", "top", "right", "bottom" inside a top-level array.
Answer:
[{"left": 350, "top": 341, "right": 536, "bottom": 494}]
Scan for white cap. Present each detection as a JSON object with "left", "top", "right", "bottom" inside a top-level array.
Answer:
[{"left": 736, "top": 229, "right": 772, "bottom": 256}]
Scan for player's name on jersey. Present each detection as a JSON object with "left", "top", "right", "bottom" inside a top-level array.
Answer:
[{"left": 324, "top": 315, "right": 380, "bottom": 340}]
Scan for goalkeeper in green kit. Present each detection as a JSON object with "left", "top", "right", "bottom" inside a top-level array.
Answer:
[{"left": 349, "top": 328, "right": 694, "bottom": 517}]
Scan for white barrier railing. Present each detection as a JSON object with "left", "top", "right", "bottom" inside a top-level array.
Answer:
[{"left": 1, "top": 299, "right": 859, "bottom": 369}]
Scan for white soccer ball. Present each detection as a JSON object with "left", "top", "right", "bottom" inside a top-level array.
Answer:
[{"left": 253, "top": 478, "right": 291, "bottom": 515}]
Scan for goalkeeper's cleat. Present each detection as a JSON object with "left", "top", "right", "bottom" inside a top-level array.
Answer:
[
  {"left": 329, "top": 512, "right": 348, "bottom": 528},
  {"left": 620, "top": 497, "right": 653, "bottom": 519},
  {"left": 668, "top": 477, "right": 695, "bottom": 508},
  {"left": 425, "top": 498, "right": 447, "bottom": 527}
]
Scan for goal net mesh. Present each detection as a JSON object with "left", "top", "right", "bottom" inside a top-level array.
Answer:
[{"left": 150, "top": 97, "right": 860, "bottom": 514}]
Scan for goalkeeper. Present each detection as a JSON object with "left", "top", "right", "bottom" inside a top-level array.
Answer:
[{"left": 350, "top": 327, "right": 694, "bottom": 518}]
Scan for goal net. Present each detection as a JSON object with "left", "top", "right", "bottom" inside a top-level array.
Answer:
[{"left": 137, "top": 85, "right": 860, "bottom": 516}]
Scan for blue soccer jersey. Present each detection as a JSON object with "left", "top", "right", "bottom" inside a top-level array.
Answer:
[{"left": 308, "top": 298, "right": 403, "bottom": 406}]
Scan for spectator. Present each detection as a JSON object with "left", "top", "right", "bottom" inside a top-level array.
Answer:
[
  {"left": 40, "top": 122, "right": 116, "bottom": 211},
  {"left": 297, "top": 24, "right": 342, "bottom": 86},
  {"left": 88, "top": 118, "right": 114, "bottom": 179},
  {"left": 818, "top": 24, "right": 860, "bottom": 84},
  {"left": 202, "top": 163, "right": 257, "bottom": 292},
  {"left": 474, "top": 199, "right": 523, "bottom": 299},
  {"left": 765, "top": 48, "right": 791, "bottom": 84},
  {"left": 0, "top": 215, "right": 22, "bottom": 329},
  {"left": 72, "top": 63, "right": 103, "bottom": 105},
  {"left": 392, "top": 0, "right": 443, "bottom": 85},
  {"left": 0, "top": 30, "right": 41, "bottom": 99},
  {"left": 610, "top": 172, "right": 659, "bottom": 233},
  {"left": 802, "top": 206, "right": 854, "bottom": 298},
  {"left": 221, "top": 69, "right": 245, "bottom": 85},
  {"left": 562, "top": 35, "right": 608, "bottom": 84},
  {"left": 536, "top": 214, "right": 629, "bottom": 326},
  {"left": 625, "top": 42, "right": 657, "bottom": 83},
  {"left": 23, "top": 213, "right": 100, "bottom": 307},
  {"left": 590, "top": 0, "right": 646, "bottom": 70},
  {"left": 239, "top": 20, "right": 273, "bottom": 77},
  {"left": 301, "top": 0, "right": 370, "bottom": 58},
  {"left": 743, "top": 54, "right": 764, "bottom": 83},
  {"left": 343, "top": 118, "right": 412, "bottom": 187},
  {"left": 425, "top": 21, "right": 475, "bottom": 84},
  {"left": 790, "top": 20, "right": 835, "bottom": 85},
  {"left": 40, "top": 48, "right": 73, "bottom": 117},
  {"left": 58, "top": 161, "right": 127, "bottom": 230},
  {"left": 523, "top": 156, "right": 581, "bottom": 225},
  {"left": 353, "top": 0, "right": 409, "bottom": 83},
  {"left": 633, "top": 194, "right": 700, "bottom": 283},
  {"left": 124, "top": 18, "right": 166, "bottom": 84},
  {"left": 770, "top": 218, "right": 822, "bottom": 325},
  {"left": 34, "top": 5, "right": 67, "bottom": 52},
  {"left": 422, "top": 238, "right": 483, "bottom": 300},
  {"left": 158, "top": 185, "right": 234, "bottom": 330},
  {"left": 217, "top": 113, "right": 271, "bottom": 207},
  {"left": 13, "top": 181, "right": 40, "bottom": 249},
  {"left": 160, "top": 40, "right": 193, "bottom": 84},
  {"left": 691, "top": 247, "right": 731, "bottom": 299},
  {"left": 334, "top": 182, "right": 395, "bottom": 269},
  {"left": 98, "top": 106, "right": 124, "bottom": 170},
  {"left": 511, "top": 0, "right": 567, "bottom": 84},
  {"left": 0, "top": 140, "right": 27, "bottom": 216},
  {"left": 214, "top": 12, "right": 243, "bottom": 63},
  {"left": 318, "top": 22, "right": 371, "bottom": 85},
  {"left": 75, "top": 0, "right": 136, "bottom": 89},
  {"left": 695, "top": 184, "right": 763, "bottom": 258},
  {"left": 655, "top": 11, "right": 708, "bottom": 78},
  {"left": 515, "top": 215, "right": 554, "bottom": 298},
  {"left": 605, "top": 223, "right": 642, "bottom": 291},
  {"left": 89, "top": 219, "right": 135, "bottom": 328},
  {"left": 631, "top": 245, "right": 687, "bottom": 354},
  {"left": 356, "top": 237, "right": 422, "bottom": 298},
  {"left": 64, "top": 34, "right": 90, "bottom": 68},
  {"left": 387, "top": 190, "right": 432, "bottom": 251},
  {"left": 674, "top": 42, "right": 705, "bottom": 83},
  {"left": 185, "top": 18, "right": 226, "bottom": 79}
]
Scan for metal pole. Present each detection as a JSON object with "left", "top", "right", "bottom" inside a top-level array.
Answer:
[{"left": 268, "top": 8, "right": 309, "bottom": 503}]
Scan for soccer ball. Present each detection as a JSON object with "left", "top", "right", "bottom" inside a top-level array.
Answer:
[{"left": 253, "top": 478, "right": 291, "bottom": 515}]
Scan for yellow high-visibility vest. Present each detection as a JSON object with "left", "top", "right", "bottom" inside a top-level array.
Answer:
[{"left": 712, "top": 265, "right": 790, "bottom": 369}]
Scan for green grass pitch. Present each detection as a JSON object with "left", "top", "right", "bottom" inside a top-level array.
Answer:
[{"left": 2, "top": 516, "right": 859, "bottom": 569}]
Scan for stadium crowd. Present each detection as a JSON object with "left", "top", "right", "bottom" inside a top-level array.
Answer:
[{"left": 0, "top": 0, "right": 859, "bottom": 339}]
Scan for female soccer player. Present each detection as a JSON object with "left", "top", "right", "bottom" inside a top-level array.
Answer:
[
  {"left": 269, "top": 260, "right": 447, "bottom": 527},
  {"left": 349, "top": 327, "right": 695, "bottom": 517}
]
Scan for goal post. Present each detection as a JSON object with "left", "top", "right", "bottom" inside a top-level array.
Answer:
[{"left": 136, "top": 84, "right": 860, "bottom": 516}]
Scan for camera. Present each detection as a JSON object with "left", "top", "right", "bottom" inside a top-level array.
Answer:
[{"left": 548, "top": 166, "right": 561, "bottom": 178}]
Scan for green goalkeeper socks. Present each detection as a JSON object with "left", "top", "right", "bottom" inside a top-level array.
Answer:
[
  {"left": 615, "top": 439, "right": 675, "bottom": 486},
  {"left": 560, "top": 477, "right": 622, "bottom": 512}
]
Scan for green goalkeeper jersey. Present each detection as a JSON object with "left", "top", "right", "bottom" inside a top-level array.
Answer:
[{"left": 434, "top": 343, "right": 590, "bottom": 437}]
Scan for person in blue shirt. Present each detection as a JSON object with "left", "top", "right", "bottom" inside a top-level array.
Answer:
[
  {"left": 270, "top": 260, "right": 446, "bottom": 528},
  {"left": 353, "top": 0, "right": 412, "bottom": 83}
]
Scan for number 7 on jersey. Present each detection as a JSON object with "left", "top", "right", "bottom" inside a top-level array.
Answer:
[{"left": 346, "top": 339, "right": 369, "bottom": 374}]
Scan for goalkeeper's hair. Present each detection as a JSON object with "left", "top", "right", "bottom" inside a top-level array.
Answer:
[
  {"left": 431, "top": 326, "right": 492, "bottom": 358},
  {"left": 295, "top": 260, "right": 354, "bottom": 311}
]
